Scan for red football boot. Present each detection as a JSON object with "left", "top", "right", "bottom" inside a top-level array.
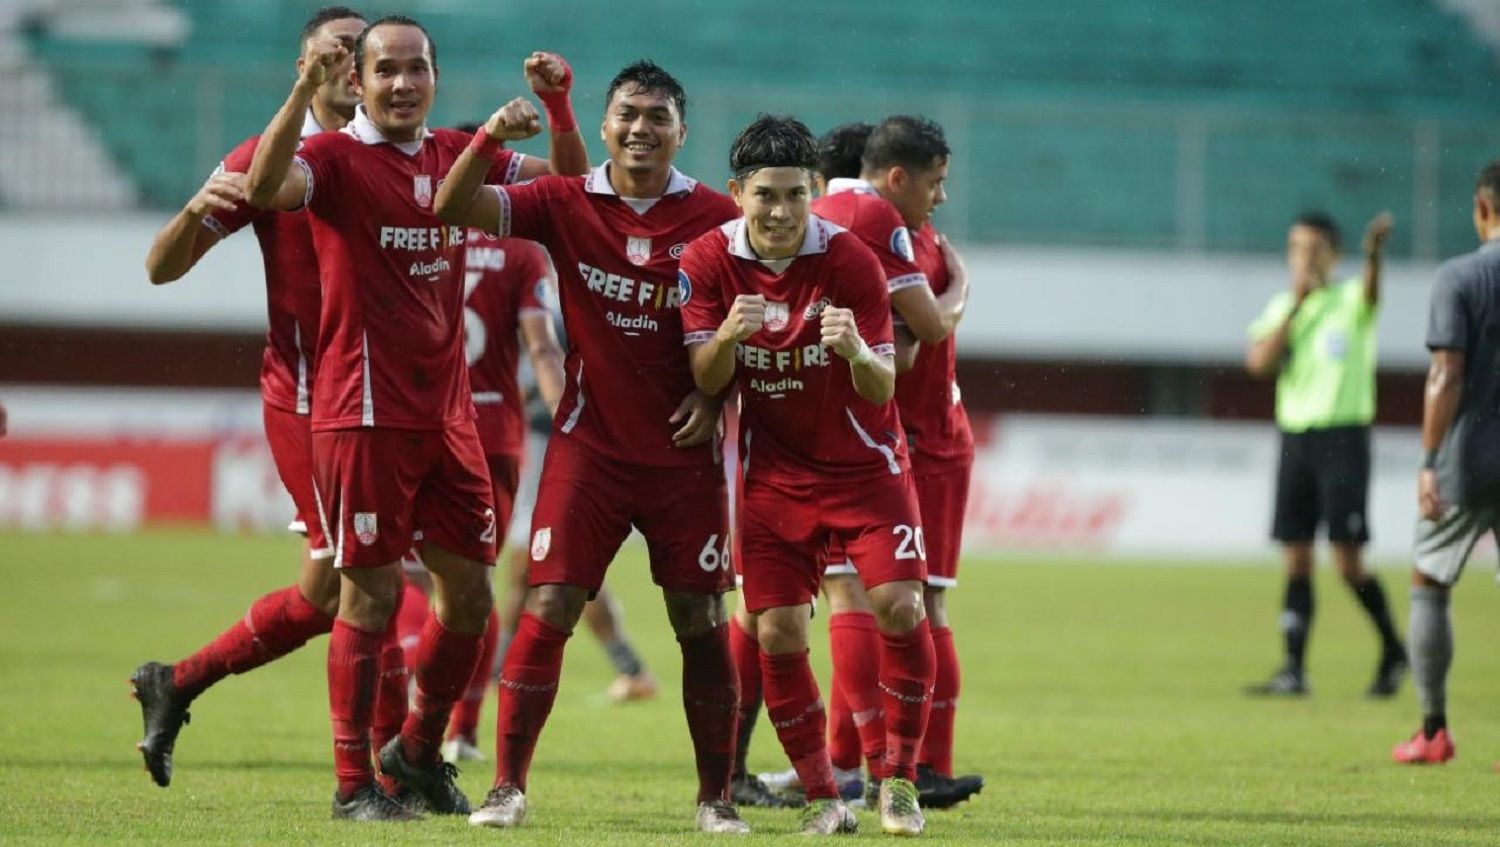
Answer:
[{"left": 1392, "top": 728, "right": 1455, "bottom": 764}]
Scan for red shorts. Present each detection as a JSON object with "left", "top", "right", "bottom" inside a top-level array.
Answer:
[
  {"left": 913, "top": 462, "right": 970, "bottom": 587},
  {"left": 527, "top": 434, "right": 731, "bottom": 595},
  {"left": 739, "top": 471, "right": 926, "bottom": 613},
  {"left": 313, "top": 422, "right": 498, "bottom": 569},
  {"left": 263, "top": 403, "right": 330, "bottom": 558},
  {"left": 487, "top": 452, "right": 522, "bottom": 543}
]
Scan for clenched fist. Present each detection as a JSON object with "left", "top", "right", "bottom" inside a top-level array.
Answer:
[
  {"left": 718, "top": 294, "right": 767, "bottom": 342},
  {"left": 820, "top": 306, "right": 863, "bottom": 360},
  {"left": 485, "top": 97, "right": 542, "bottom": 141}
]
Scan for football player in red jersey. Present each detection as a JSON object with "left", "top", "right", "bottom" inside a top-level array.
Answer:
[
  {"left": 681, "top": 115, "right": 936, "bottom": 837},
  {"left": 133, "top": 6, "right": 376, "bottom": 793},
  {"left": 434, "top": 61, "right": 748, "bottom": 833},
  {"left": 242, "top": 15, "right": 587, "bottom": 821}
]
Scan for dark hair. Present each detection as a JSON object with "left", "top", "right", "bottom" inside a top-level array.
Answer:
[
  {"left": 300, "top": 6, "right": 364, "bottom": 46},
  {"left": 354, "top": 14, "right": 436, "bottom": 74},
  {"left": 605, "top": 60, "right": 687, "bottom": 121},
  {"left": 817, "top": 122, "right": 874, "bottom": 182},
  {"left": 1293, "top": 211, "right": 1341, "bottom": 251},
  {"left": 1476, "top": 160, "right": 1500, "bottom": 200},
  {"left": 729, "top": 114, "right": 818, "bottom": 178},
  {"left": 862, "top": 115, "right": 950, "bottom": 174}
]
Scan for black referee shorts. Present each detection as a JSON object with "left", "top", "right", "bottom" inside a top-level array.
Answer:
[{"left": 1271, "top": 425, "right": 1371, "bottom": 545}]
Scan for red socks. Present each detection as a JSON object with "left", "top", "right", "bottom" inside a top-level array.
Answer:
[
  {"left": 399, "top": 616, "right": 483, "bottom": 767},
  {"left": 448, "top": 608, "right": 501, "bottom": 744},
  {"left": 327, "top": 620, "right": 383, "bottom": 797},
  {"left": 371, "top": 589, "right": 409, "bottom": 794},
  {"left": 678, "top": 624, "right": 739, "bottom": 803},
  {"left": 493, "top": 612, "right": 572, "bottom": 790},
  {"left": 173, "top": 584, "right": 333, "bottom": 700},
  {"left": 921, "top": 625, "right": 958, "bottom": 776},
  {"left": 760, "top": 649, "right": 837, "bottom": 801},
  {"left": 829, "top": 611, "right": 885, "bottom": 778},
  {"left": 880, "top": 619, "right": 936, "bottom": 783},
  {"left": 728, "top": 617, "right": 762, "bottom": 775},
  {"left": 826, "top": 681, "right": 862, "bottom": 772},
  {"left": 395, "top": 579, "right": 430, "bottom": 678}
]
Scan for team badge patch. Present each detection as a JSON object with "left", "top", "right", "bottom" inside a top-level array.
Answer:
[
  {"left": 677, "top": 270, "right": 693, "bottom": 305},
  {"left": 626, "top": 236, "right": 652, "bottom": 266},
  {"left": 353, "top": 512, "right": 379, "bottom": 546},
  {"left": 669, "top": 242, "right": 688, "bottom": 259},
  {"left": 531, "top": 527, "right": 552, "bottom": 561},
  {"left": 413, "top": 175, "right": 433, "bottom": 209},
  {"left": 890, "top": 226, "right": 915, "bottom": 262},
  {"left": 765, "top": 301, "right": 790, "bottom": 332}
]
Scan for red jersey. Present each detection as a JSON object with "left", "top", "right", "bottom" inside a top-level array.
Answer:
[
  {"left": 203, "top": 109, "right": 327, "bottom": 415},
  {"left": 678, "top": 215, "right": 907, "bottom": 482},
  {"left": 896, "top": 222, "right": 974, "bottom": 468},
  {"left": 463, "top": 233, "right": 553, "bottom": 458},
  {"left": 812, "top": 179, "right": 929, "bottom": 296},
  {"left": 294, "top": 108, "right": 524, "bottom": 432},
  {"left": 487, "top": 163, "right": 739, "bottom": 467}
]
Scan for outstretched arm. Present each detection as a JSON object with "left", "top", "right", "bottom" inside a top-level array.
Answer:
[
  {"left": 434, "top": 99, "right": 543, "bottom": 230},
  {"left": 515, "top": 51, "right": 589, "bottom": 178},
  {"left": 246, "top": 39, "right": 348, "bottom": 209},
  {"left": 144, "top": 172, "right": 245, "bottom": 283},
  {"left": 1362, "top": 211, "right": 1394, "bottom": 308}
]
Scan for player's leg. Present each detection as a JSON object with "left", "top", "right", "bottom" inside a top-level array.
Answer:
[
  {"left": 584, "top": 585, "right": 659, "bottom": 703},
  {"left": 728, "top": 587, "right": 797, "bottom": 808},
  {"left": 1392, "top": 505, "right": 1488, "bottom": 763},
  {"left": 1247, "top": 430, "right": 1318, "bottom": 695},
  {"left": 1321, "top": 427, "right": 1405, "bottom": 696},
  {"left": 131, "top": 403, "right": 338, "bottom": 788},
  {"left": 822, "top": 569, "right": 884, "bottom": 799},
  {"left": 472, "top": 437, "right": 631, "bottom": 828}
]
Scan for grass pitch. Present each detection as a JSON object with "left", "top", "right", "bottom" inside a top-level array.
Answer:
[{"left": 2, "top": 530, "right": 1499, "bottom": 845}]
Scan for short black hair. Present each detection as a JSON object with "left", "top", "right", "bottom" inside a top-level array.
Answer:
[
  {"left": 729, "top": 114, "right": 818, "bottom": 179},
  {"left": 354, "top": 14, "right": 436, "bottom": 74},
  {"left": 300, "top": 6, "right": 363, "bottom": 46},
  {"left": 862, "top": 115, "right": 950, "bottom": 174},
  {"left": 817, "top": 122, "right": 874, "bottom": 182},
  {"left": 1476, "top": 160, "right": 1500, "bottom": 200},
  {"left": 1293, "top": 211, "right": 1341, "bottom": 251},
  {"left": 605, "top": 60, "right": 687, "bottom": 121}
]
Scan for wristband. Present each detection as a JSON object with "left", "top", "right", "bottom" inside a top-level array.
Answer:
[
  {"left": 468, "top": 127, "right": 502, "bottom": 160},
  {"left": 1422, "top": 450, "right": 1439, "bottom": 470},
  {"left": 849, "top": 339, "right": 876, "bottom": 366},
  {"left": 538, "top": 89, "right": 577, "bottom": 134}
]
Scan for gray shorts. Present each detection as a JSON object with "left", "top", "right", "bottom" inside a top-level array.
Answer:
[{"left": 1413, "top": 503, "right": 1500, "bottom": 585}]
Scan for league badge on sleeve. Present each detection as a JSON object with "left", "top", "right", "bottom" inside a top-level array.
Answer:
[
  {"left": 676, "top": 270, "right": 692, "bottom": 305},
  {"left": 413, "top": 175, "right": 433, "bottom": 209},
  {"left": 626, "top": 236, "right": 653, "bottom": 266},
  {"left": 353, "top": 513, "right": 379, "bottom": 546},
  {"left": 890, "top": 226, "right": 916, "bottom": 262},
  {"left": 765, "top": 301, "right": 790, "bottom": 332}
]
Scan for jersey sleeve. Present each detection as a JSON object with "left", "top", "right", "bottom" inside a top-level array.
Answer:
[
  {"left": 1247, "top": 292, "right": 1293, "bottom": 340},
  {"left": 483, "top": 148, "right": 527, "bottom": 186},
  {"left": 292, "top": 133, "right": 341, "bottom": 215},
  {"left": 201, "top": 137, "right": 262, "bottom": 238},
  {"left": 858, "top": 203, "right": 928, "bottom": 294},
  {"left": 838, "top": 237, "right": 897, "bottom": 356},
  {"left": 509, "top": 240, "right": 554, "bottom": 317},
  {"left": 678, "top": 238, "right": 727, "bottom": 346},
  {"left": 1426, "top": 263, "right": 1468, "bottom": 351},
  {"left": 487, "top": 177, "right": 556, "bottom": 242}
]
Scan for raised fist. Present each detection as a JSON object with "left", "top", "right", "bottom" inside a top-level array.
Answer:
[
  {"left": 485, "top": 97, "right": 542, "bottom": 141},
  {"left": 524, "top": 52, "right": 573, "bottom": 95}
]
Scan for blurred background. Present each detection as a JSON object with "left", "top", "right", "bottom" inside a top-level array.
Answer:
[{"left": 3, "top": 0, "right": 1498, "bottom": 559}]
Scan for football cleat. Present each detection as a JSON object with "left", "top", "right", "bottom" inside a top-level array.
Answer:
[
  {"left": 799, "top": 798, "right": 859, "bottom": 835},
  {"left": 469, "top": 783, "right": 527, "bottom": 828},
  {"left": 1243, "top": 667, "right": 1308, "bottom": 697},
  {"left": 731, "top": 772, "right": 803, "bottom": 808},
  {"left": 758, "top": 766, "right": 801, "bottom": 793},
  {"left": 331, "top": 784, "right": 422, "bottom": 822},
  {"left": 1392, "top": 728, "right": 1455, "bottom": 764},
  {"left": 696, "top": 799, "right": 752, "bottom": 834},
  {"left": 1367, "top": 653, "right": 1409, "bottom": 699},
  {"left": 914, "top": 765, "right": 984, "bottom": 809},
  {"left": 606, "top": 670, "right": 660, "bottom": 704},
  {"left": 130, "top": 661, "right": 191, "bottom": 788},
  {"left": 879, "top": 777, "right": 925, "bottom": 836},
  {"left": 440, "top": 737, "right": 486, "bottom": 764},
  {"left": 377, "top": 737, "right": 471, "bottom": 815}
]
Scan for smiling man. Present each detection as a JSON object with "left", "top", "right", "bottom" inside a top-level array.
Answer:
[
  {"left": 432, "top": 60, "right": 747, "bottom": 833},
  {"left": 241, "top": 14, "right": 586, "bottom": 821},
  {"left": 679, "top": 115, "right": 936, "bottom": 837}
]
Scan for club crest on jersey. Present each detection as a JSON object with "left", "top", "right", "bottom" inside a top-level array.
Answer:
[
  {"left": 677, "top": 270, "right": 693, "bottom": 305},
  {"left": 890, "top": 226, "right": 915, "bottom": 262},
  {"left": 765, "top": 301, "right": 790, "bottom": 332},
  {"left": 669, "top": 242, "right": 688, "bottom": 259},
  {"left": 353, "top": 513, "right": 378, "bottom": 546},
  {"left": 531, "top": 527, "right": 552, "bottom": 561},
  {"left": 413, "top": 175, "right": 433, "bottom": 209},
  {"left": 626, "top": 236, "right": 652, "bottom": 266},
  {"left": 803, "top": 297, "right": 831, "bottom": 320}
]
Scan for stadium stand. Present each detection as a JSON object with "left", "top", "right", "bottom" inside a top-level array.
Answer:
[{"left": 17, "top": 0, "right": 1500, "bottom": 257}]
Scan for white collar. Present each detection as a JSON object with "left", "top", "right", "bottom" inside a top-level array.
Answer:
[
  {"left": 584, "top": 162, "right": 697, "bottom": 199},
  {"left": 723, "top": 214, "right": 844, "bottom": 262},
  {"left": 825, "top": 177, "right": 878, "bottom": 196},
  {"left": 300, "top": 108, "right": 327, "bottom": 139},
  {"left": 342, "top": 104, "right": 433, "bottom": 155}
]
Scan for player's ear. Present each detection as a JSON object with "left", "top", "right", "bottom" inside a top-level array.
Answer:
[
  {"left": 728, "top": 179, "right": 744, "bottom": 208},
  {"left": 888, "top": 165, "right": 907, "bottom": 192},
  {"left": 677, "top": 121, "right": 688, "bottom": 147}
]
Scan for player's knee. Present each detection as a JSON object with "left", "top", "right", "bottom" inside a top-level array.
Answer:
[
  {"left": 823, "top": 574, "right": 872, "bottom": 614},
  {"left": 525, "top": 583, "right": 587, "bottom": 632},
  {"left": 871, "top": 583, "right": 926, "bottom": 633},
  {"left": 663, "top": 590, "right": 726, "bottom": 638}
]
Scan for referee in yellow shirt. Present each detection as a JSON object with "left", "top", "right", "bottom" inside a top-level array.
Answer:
[{"left": 1244, "top": 210, "right": 1406, "bottom": 697}]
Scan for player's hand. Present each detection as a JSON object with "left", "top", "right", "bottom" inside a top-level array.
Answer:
[
  {"left": 524, "top": 52, "right": 573, "bottom": 95},
  {"left": 820, "top": 306, "right": 864, "bottom": 360},
  {"left": 485, "top": 97, "right": 542, "bottom": 141},
  {"left": 937, "top": 234, "right": 967, "bottom": 281},
  {"left": 718, "top": 294, "right": 767, "bottom": 342},
  {"left": 298, "top": 37, "right": 349, "bottom": 89},
  {"left": 1418, "top": 468, "right": 1446, "bottom": 521},
  {"left": 1363, "top": 210, "right": 1395, "bottom": 256},
  {"left": 185, "top": 172, "right": 247, "bottom": 219},
  {"left": 669, "top": 390, "right": 720, "bottom": 448}
]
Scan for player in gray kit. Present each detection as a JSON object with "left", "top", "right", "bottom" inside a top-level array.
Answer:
[{"left": 1391, "top": 160, "right": 1500, "bottom": 765}]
